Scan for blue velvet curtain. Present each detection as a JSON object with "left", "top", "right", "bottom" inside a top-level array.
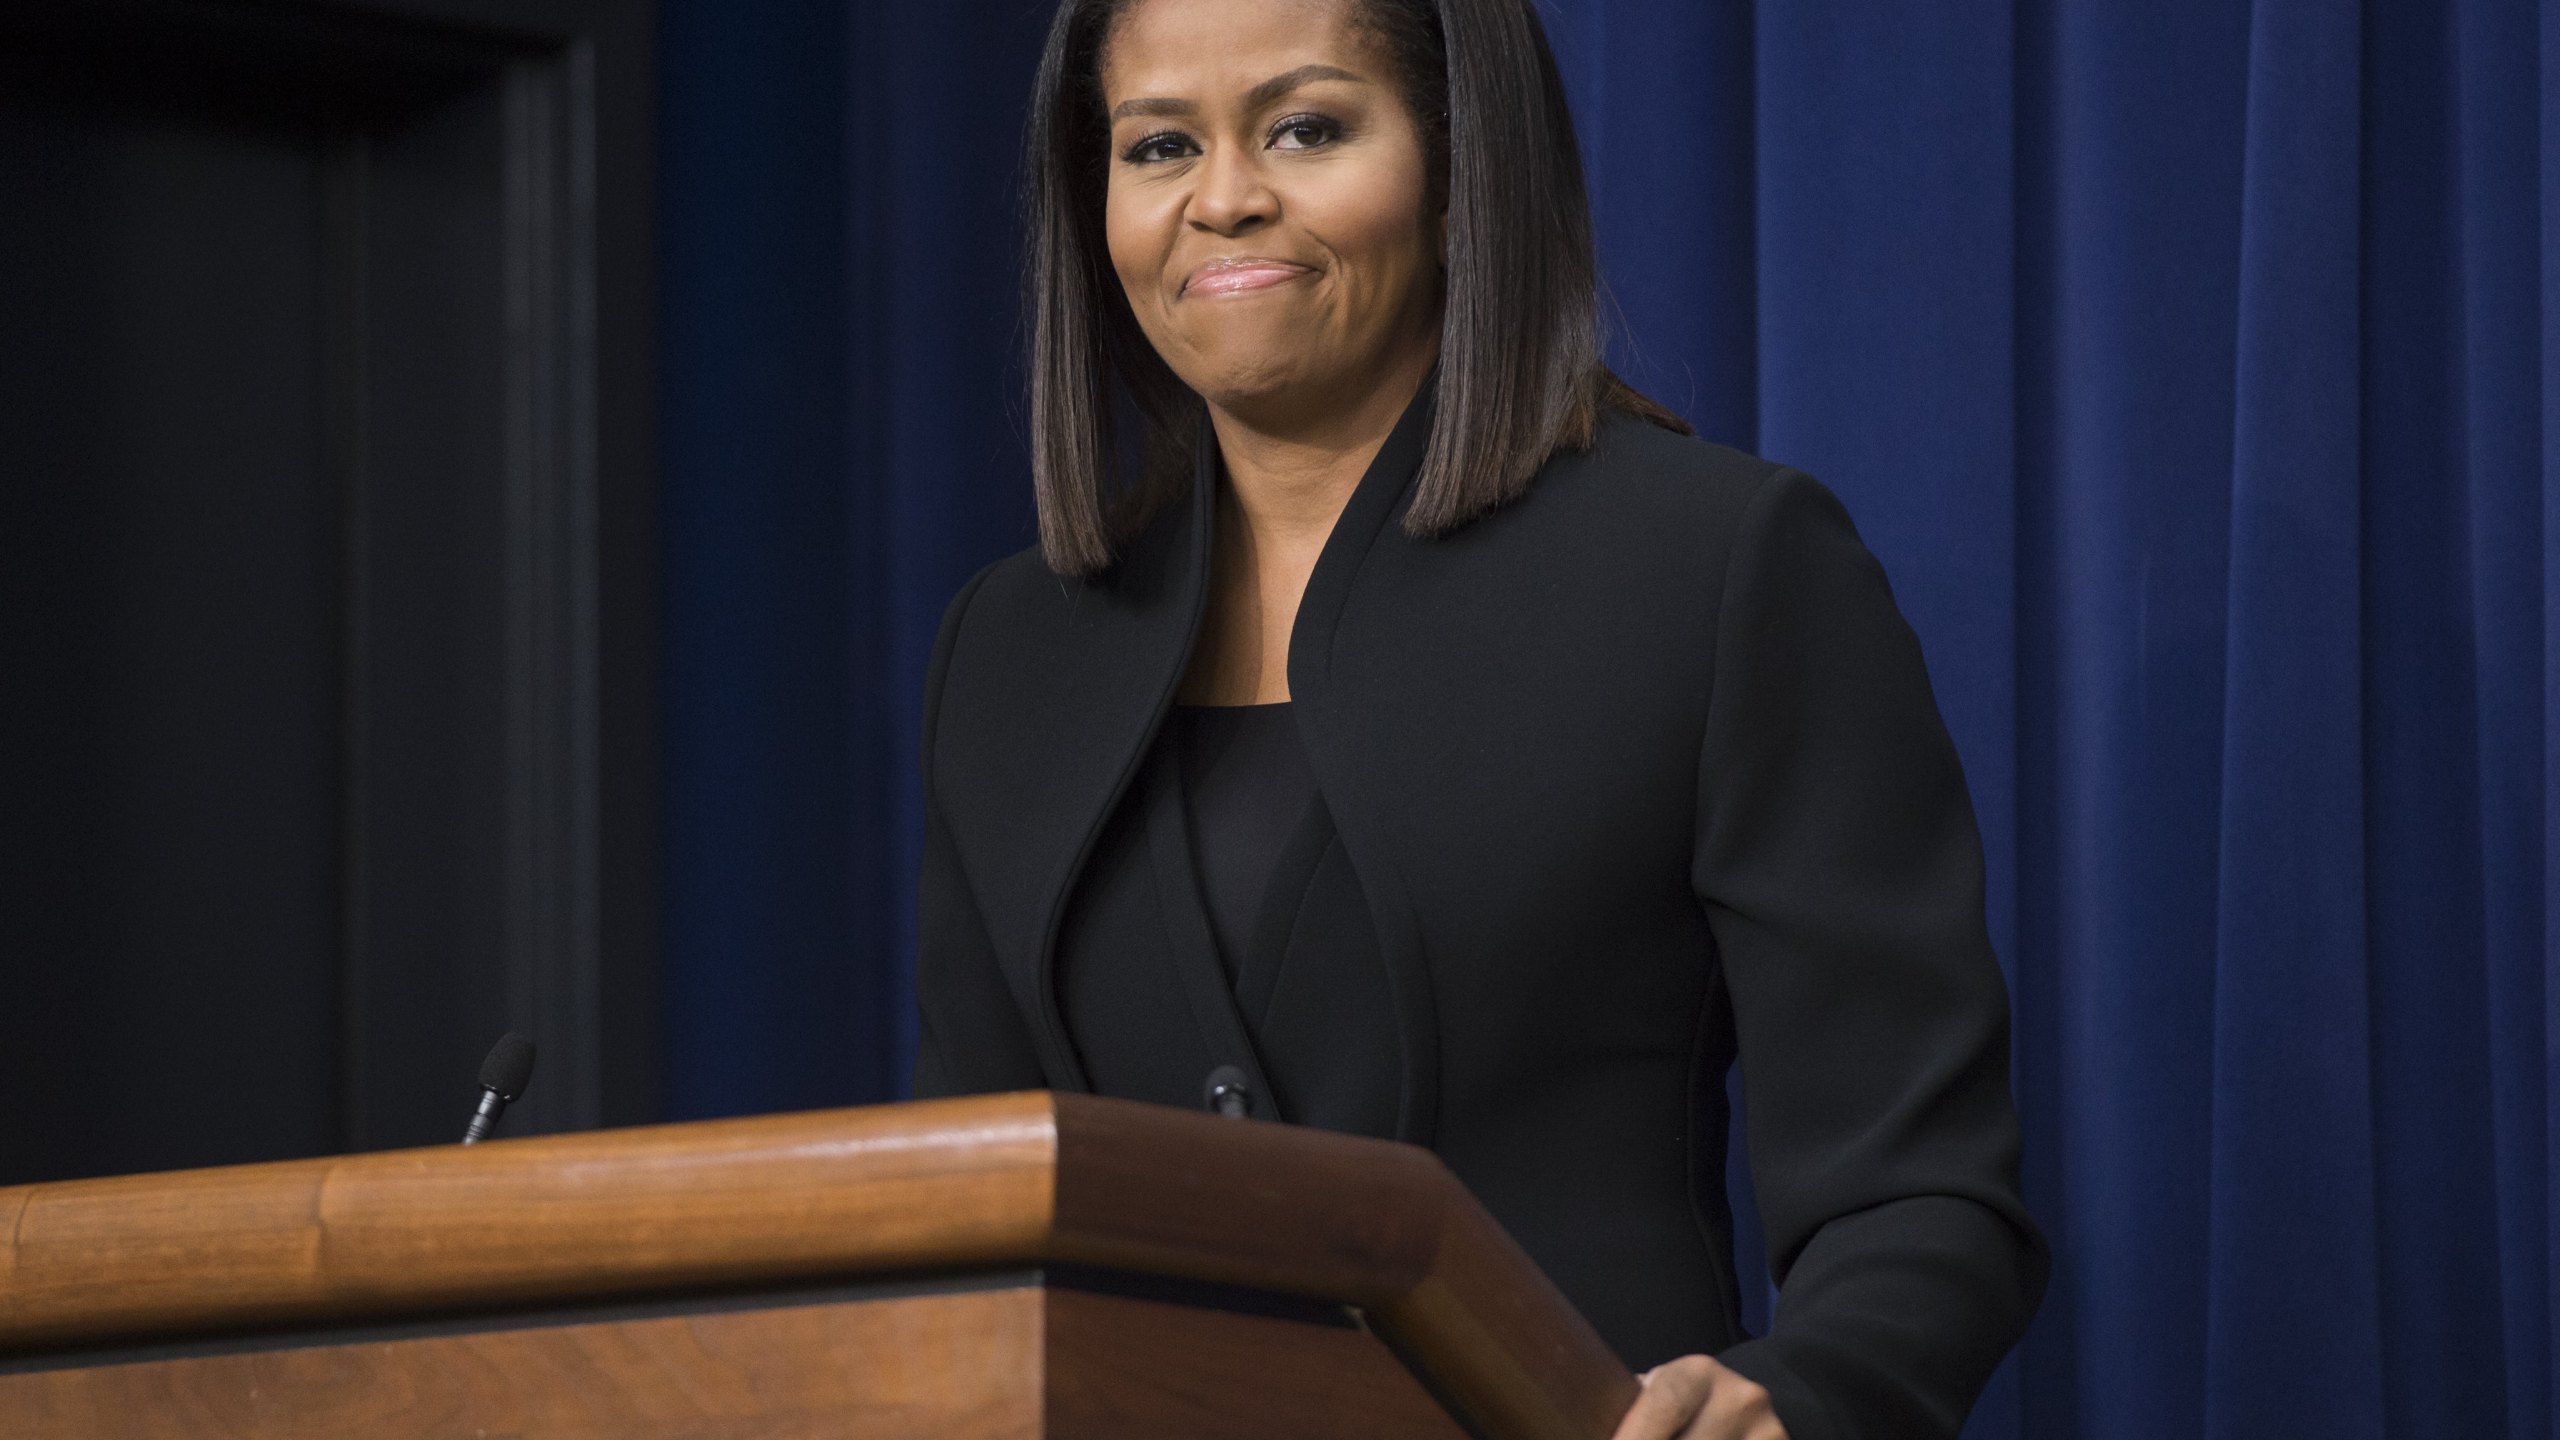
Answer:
[{"left": 658, "top": 2, "right": 2559, "bottom": 1435}]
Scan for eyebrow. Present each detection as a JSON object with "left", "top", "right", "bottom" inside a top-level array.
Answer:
[{"left": 1109, "top": 64, "right": 1365, "bottom": 122}]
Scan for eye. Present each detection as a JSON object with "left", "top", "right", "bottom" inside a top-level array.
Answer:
[
  {"left": 1120, "top": 129, "right": 1198, "bottom": 165},
  {"left": 1268, "top": 113, "right": 1343, "bottom": 151}
]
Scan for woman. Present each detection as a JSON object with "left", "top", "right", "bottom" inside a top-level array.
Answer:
[{"left": 910, "top": 0, "right": 2048, "bottom": 1435}]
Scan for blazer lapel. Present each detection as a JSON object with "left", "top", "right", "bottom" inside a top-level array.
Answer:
[
  {"left": 1005, "top": 426, "right": 1219, "bottom": 1090},
  {"left": 1287, "top": 369, "right": 1446, "bottom": 1146}
]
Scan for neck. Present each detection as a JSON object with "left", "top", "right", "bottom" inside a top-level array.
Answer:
[
  {"left": 1173, "top": 344, "right": 1436, "bottom": 707},
  {"left": 1202, "top": 341, "right": 1437, "bottom": 552}
]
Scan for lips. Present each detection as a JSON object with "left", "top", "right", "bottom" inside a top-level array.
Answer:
[{"left": 1182, "top": 258, "right": 1315, "bottom": 297}]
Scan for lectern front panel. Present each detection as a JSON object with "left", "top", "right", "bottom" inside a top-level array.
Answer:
[{"left": 0, "top": 1272, "right": 1470, "bottom": 1439}]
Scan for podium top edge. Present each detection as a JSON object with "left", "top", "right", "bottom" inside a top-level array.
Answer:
[{"left": 0, "top": 1090, "right": 1632, "bottom": 1440}]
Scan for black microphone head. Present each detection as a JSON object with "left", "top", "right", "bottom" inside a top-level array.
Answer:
[{"left": 478, "top": 1032, "right": 536, "bottom": 1101}]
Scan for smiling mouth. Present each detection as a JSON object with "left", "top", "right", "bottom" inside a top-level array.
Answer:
[{"left": 1182, "top": 259, "right": 1315, "bottom": 298}]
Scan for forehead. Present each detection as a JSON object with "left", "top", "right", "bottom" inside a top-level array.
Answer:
[{"left": 1100, "top": 0, "right": 1375, "bottom": 101}]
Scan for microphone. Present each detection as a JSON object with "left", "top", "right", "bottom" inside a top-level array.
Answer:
[
  {"left": 460, "top": 1032, "right": 536, "bottom": 1144},
  {"left": 1202, "top": 1064, "right": 1252, "bottom": 1120}
]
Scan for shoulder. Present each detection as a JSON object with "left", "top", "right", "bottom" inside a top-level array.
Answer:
[
  {"left": 1579, "top": 407, "right": 1784, "bottom": 492},
  {"left": 1436, "top": 409, "right": 1846, "bottom": 598},
  {"left": 1570, "top": 407, "right": 1782, "bottom": 495},
  {"left": 921, "top": 546, "right": 1048, "bottom": 750},
  {"left": 932, "top": 522, "right": 1182, "bottom": 677},
  {"left": 1493, "top": 410, "right": 1824, "bottom": 552},
  {"left": 922, "top": 501, "right": 1196, "bottom": 774},
  {"left": 936, "top": 543, "right": 1063, "bottom": 650},
  {"left": 923, "top": 545, "right": 1075, "bottom": 731}
]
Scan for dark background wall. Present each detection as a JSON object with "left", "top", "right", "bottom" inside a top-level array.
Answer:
[{"left": 0, "top": 0, "right": 661, "bottom": 1180}]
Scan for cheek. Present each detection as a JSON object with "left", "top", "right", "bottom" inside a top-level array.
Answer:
[
  {"left": 1303, "top": 163, "right": 1434, "bottom": 312},
  {"left": 1102, "top": 210, "right": 1145, "bottom": 304},
  {"left": 1105, "top": 185, "right": 1179, "bottom": 318}
]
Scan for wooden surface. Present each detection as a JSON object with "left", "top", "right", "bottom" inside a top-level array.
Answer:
[
  {"left": 0, "top": 1279, "right": 1467, "bottom": 1439},
  {"left": 1047, "top": 1286, "right": 1466, "bottom": 1439},
  {"left": 3, "top": 1285, "right": 1044, "bottom": 1440},
  {"left": 0, "top": 1091, "right": 1637, "bottom": 1440},
  {"left": 1043, "top": 1094, "right": 1637, "bottom": 1440}
]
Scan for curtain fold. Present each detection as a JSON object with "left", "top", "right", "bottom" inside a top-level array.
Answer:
[
  {"left": 2545, "top": 0, "right": 2560, "bottom": 1425},
  {"left": 2205, "top": 2, "right": 2379, "bottom": 1436},
  {"left": 2468, "top": 9, "right": 2559, "bottom": 1440}
]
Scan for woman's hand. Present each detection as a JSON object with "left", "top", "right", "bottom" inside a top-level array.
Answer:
[{"left": 1609, "top": 1354, "right": 1789, "bottom": 1440}]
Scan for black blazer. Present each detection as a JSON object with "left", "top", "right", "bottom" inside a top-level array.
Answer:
[{"left": 912, "top": 377, "right": 2048, "bottom": 1440}]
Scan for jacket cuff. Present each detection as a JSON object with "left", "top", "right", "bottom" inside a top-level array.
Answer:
[{"left": 1713, "top": 1336, "right": 1842, "bottom": 1440}]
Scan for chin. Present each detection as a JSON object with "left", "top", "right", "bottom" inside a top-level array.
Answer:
[{"left": 1178, "top": 347, "right": 1322, "bottom": 412}]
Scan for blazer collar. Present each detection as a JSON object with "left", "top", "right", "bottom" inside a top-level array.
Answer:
[
  {"left": 1019, "top": 368, "right": 1443, "bottom": 1094},
  {"left": 1288, "top": 364, "right": 1440, "bottom": 698},
  {"left": 1173, "top": 359, "right": 1443, "bottom": 641},
  {"left": 1270, "top": 367, "right": 1446, "bottom": 1145}
]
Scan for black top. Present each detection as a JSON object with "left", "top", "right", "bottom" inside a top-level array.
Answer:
[
  {"left": 1052, "top": 699, "right": 1403, "bottom": 1138},
  {"left": 912, "top": 373, "right": 2049, "bottom": 1440},
  {"left": 1168, "top": 702, "right": 1316, "bottom": 986}
]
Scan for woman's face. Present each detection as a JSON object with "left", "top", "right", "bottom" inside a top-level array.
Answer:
[{"left": 1100, "top": 0, "right": 1442, "bottom": 427}]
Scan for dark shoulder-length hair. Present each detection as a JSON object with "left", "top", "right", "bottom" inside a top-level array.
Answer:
[{"left": 1024, "top": 0, "right": 1689, "bottom": 576}]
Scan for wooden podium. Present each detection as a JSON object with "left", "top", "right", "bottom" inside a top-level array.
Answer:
[{"left": 0, "top": 1092, "right": 1638, "bottom": 1438}]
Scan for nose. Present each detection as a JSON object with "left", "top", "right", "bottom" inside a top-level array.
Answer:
[{"left": 1186, "top": 143, "right": 1274, "bottom": 236}]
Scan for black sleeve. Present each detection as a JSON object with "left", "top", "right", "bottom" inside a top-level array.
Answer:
[
  {"left": 911, "top": 563, "right": 1050, "bottom": 1099},
  {"left": 1692, "top": 470, "right": 2049, "bottom": 1440}
]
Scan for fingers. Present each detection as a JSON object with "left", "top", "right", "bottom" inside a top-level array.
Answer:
[
  {"left": 1610, "top": 1357, "right": 1710, "bottom": 1440},
  {"left": 1606, "top": 1355, "right": 1787, "bottom": 1440},
  {"left": 1688, "top": 1366, "right": 1784, "bottom": 1440}
]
